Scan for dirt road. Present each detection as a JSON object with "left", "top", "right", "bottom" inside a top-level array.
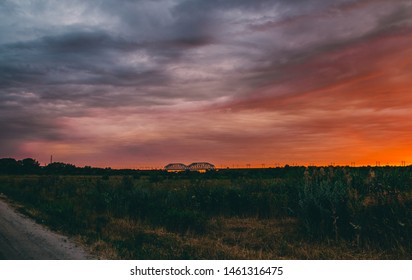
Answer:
[{"left": 0, "top": 196, "right": 92, "bottom": 259}]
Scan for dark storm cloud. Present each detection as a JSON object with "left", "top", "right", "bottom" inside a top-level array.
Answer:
[
  {"left": 3, "top": 0, "right": 408, "bottom": 105},
  {"left": 0, "top": 108, "right": 64, "bottom": 142},
  {"left": 376, "top": 4, "right": 412, "bottom": 30},
  {"left": 41, "top": 31, "right": 135, "bottom": 53},
  {"left": 0, "top": 99, "right": 66, "bottom": 155},
  {"left": 0, "top": 30, "right": 178, "bottom": 109},
  {"left": 220, "top": 0, "right": 412, "bottom": 99}
]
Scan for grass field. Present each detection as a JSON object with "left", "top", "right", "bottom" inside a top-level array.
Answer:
[{"left": 0, "top": 166, "right": 410, "bottom": 259}]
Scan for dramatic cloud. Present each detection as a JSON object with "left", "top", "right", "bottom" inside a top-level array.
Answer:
[{"left": 1, "top": 0, "right": 412, "bottom": 167}]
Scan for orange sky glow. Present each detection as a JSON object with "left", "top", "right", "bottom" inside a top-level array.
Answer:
[{"left": 2, "top": 0, "right": 412, "bottom": 168}]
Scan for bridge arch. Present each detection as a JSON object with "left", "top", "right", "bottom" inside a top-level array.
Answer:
[
  {"left": 164, "top": 163, "right": 188, "bottom": 171},
  {"left": 188, "top": 162, "right": 215, "bottom": 171}
]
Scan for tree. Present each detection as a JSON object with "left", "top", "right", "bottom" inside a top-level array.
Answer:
[
  {"left": 0, "top": 158, "right": 21, "bottom": 174},
  {"left": 20, "top": 158, "right": 41, "bottom": 173},
  {"left": 44, "top": 162, "right": 77, "bottom": 174}
]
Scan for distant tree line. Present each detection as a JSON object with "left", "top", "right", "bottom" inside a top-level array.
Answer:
[
  {"left": 0, "top": 158, "right": 132, "bottom": 176},
  {"left": 2, "top": 157, "right": 410, "bottom": 181},
  {"left": 0, "top": 157, "right": 310, "bottom": 178}
]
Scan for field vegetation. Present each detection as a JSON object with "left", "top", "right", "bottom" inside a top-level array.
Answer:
[{"left": 0, "top": 158, "right": 410, "bottom": 259}]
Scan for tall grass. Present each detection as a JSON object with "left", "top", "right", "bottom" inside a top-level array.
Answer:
[
  {"left": 298, "top": 167, "right": 411, "bottom": 250},
  {"left": 0, "top": 166, "right": 410, "bottom": 259}
]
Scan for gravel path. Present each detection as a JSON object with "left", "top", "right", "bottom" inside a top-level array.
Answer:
[{"left": 0, "top": 195, "right": 93, "bottom": 260}]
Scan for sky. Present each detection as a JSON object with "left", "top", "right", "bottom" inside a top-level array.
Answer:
[{"left": 1, "top": 0, "right": 412, "bottom": 168}]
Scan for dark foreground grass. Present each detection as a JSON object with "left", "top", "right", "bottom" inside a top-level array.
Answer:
[{"left": 0, "top": 166, "right": 410, "bottom": 259}]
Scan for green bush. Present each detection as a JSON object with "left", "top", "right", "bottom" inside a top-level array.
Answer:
[
  {"left": 298, "top": 172, "right": 351, "bottom": 240},
  {"left": 297, "top": 167, "right": 412, "bottom": 250}
]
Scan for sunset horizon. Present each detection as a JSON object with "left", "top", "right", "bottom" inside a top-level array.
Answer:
[{"left": 2, "top": 156, "right": 410, "bottom": 170}]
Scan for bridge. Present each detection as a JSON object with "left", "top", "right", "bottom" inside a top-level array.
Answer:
[
  {"left": 188, "top": 162, "right": 215, "bottom": 171},
  {"left": 164, "top": 163, "right": 188, "bottom": 171},
  {"left": 164, "top": 162, "right": 215, "bottom": 172}
]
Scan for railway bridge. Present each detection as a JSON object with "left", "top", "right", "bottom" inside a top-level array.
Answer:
[{"left": 164, "top": 162, "right": 215, "bottom": 172}]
